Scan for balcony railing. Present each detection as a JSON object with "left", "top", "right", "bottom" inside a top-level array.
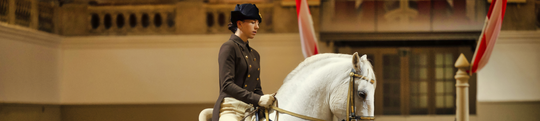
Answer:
[
  {"left": 0, "top": 0, "right": 56, "bottom": 33},
  {"left": 87, "top": 5, "right": 176, "bottom": 35},
  {"left": 0, "top": 1, "right": 320, "bottom": 36}
]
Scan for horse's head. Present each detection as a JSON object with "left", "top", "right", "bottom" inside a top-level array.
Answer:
[{"left": 330, "top": 52, "right": 376, "bottom": 120}]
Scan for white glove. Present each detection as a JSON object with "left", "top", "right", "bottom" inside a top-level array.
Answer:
[{"left": 258, "top": 94, "right": 275, "bottom": 108}]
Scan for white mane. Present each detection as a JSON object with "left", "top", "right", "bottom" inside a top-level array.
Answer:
[
  {"left": 359, "top": 57, "right": 376, "bottom": 84},
  {"left": 283, "top": 53, "right": 375, "bottom": 84},
  {"left": 283, "top": 53, "right": 353, "bottom": 84}
]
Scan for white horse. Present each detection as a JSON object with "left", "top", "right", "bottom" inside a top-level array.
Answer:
[{"left": 199, "top": 53, "right": 377, "bottom": 121}]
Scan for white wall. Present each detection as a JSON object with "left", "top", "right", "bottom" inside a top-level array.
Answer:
[
  {"left": 0, "top": 22, "right": 321, "bottom": 104},
  {"left": 60, "top": 33, "right": 307, "bottom": 104},
  {"left": 477, "top": 31, "right": 540, "bottom": 102},
  {"left": 0, "top": 23, "right": 62, "bottom": 104},
  {"left": 4, "top": 21, "right": 539, "bottom": 105}
]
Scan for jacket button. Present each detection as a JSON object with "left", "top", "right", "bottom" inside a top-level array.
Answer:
[
  {"left": 244, "top": 85, "right": 247, "bottom": 87},
  {"left": 254, "top": 58, "right": 256, "bottom": 61},
  {"left": 248, "top": 74, "right": 250, "bottom": 78},
  {"left": 249, "top": 65, "right": 252, "bottom": 68},
  {"left": 257, "top": 78, "right": 259, "bottom": 81},
  {"left": 245, "top": 56, "right": 248, "bottom": 59},
  {"left": 258, "top": 68, "right": 260, "bottom": 71}
]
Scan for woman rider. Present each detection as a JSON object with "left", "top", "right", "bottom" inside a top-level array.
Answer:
[{"left": 212, "top": 3, "right": 275, "bottom": 121}]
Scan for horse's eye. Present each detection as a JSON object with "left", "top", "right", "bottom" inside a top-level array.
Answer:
[{"left": 358, "top": 91, "right": 366, "bottom": 99}]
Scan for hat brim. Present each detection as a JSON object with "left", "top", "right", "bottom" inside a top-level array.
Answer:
[{"left": 231, "top": 11, "right": 262, "bottom": 25}]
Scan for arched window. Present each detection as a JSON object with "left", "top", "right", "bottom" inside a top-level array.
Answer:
[
  {"left": 90, "top": 13, "right": 100, "bottom": 29},
  {"left": 104, "top": 14, "right": 112, "bottom": 29},
  {"left": 154, "top": 13, "right": 162, "bottom": 28},
  {"left": 218, "top": 12, "right": 225, "bottom": 26},
  {"left": 129, "top": 14, "right": 137, "bottom": 28},
  {"left": 537, "top": 8, "right": 540, "bottom": 28},
  {"left": 206, "top": 12, "right": 214, "bottom": 27},
  {"left": 141, "top": 13, "right": 149, "bottom": 28},
  {"left": 117, "top": 14, "right": 125, "bottom": 28}
]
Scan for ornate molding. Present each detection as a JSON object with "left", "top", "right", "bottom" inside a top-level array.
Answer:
[
  {"left": 497, "top": 31, "right": 540, "bottom": 43},
  {"left": 60, "top": 33, "right": 300, "bottom": 49},
  {"left": 321, "top": 32, "right": 482, "bottom": 41},
  {"left": 0, "top": 22, "right": 61, "bottom": 47}
]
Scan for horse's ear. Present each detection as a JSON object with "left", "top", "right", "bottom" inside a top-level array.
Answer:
[
  {"left": 352, "top": 52, "right": 360, "bottom": 71},
  {"left": 361, "top": 54, "right": 368, "bottom": 61}
]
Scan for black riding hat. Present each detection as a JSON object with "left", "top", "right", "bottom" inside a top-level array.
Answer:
[{"left": 231, "top": 3, "right": 262, "bottom": 25}]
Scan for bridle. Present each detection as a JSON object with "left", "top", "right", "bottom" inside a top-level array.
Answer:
[{"left": 346, "top": 69, "right": 375, "bottom": 121}]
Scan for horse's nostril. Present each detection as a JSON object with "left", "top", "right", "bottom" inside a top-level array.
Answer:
[{"left": 358, "top": 91, "right": 366, "bottom": 99}]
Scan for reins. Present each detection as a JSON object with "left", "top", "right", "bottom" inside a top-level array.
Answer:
[
  {"left": 240, "top": 107, "right": 260, "bottom": 121},
  {"left": 262, "top": 93, "right": 326, "bottom": 121}
]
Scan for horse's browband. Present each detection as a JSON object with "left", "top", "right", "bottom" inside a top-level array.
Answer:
[{"left": 349, "top": 72, "right": 375, "bottom": 84}]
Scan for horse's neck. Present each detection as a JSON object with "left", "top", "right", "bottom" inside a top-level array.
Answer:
[
  {"left": 273, "top": 78, "right": 335, "bottom": 120},
  {"left": 271, "top": 58, "right": 350, "bottom": 120}
]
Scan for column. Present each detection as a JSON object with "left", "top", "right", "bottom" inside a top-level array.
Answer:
[{"left": 454, "top": 53, "right": 470, "bottom": 121}]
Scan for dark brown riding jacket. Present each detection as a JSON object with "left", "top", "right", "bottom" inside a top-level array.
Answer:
[{"left": 212, "top": 34, "right": 264, "bottom": 121}]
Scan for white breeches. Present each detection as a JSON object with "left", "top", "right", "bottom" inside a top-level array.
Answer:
[{"left": 219, "top": 97, "right": 256, "bottom": 121}]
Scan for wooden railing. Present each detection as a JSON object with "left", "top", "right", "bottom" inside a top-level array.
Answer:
[{"left": 0, "top": 0, "right": 56, "bottom": 33}]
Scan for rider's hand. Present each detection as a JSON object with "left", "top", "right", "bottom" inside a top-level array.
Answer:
[{"left": 258, "top": 94, "right": 275, "bottom": 108}]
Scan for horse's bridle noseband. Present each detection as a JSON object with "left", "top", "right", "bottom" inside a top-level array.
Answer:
[{"left": 346, "top": 69, "right": 375, "bottom": 121}]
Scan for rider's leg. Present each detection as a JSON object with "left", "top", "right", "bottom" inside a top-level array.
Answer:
[
  {"left": 219, "top": 110, "right": 241, "bottom": 121},
  {"left": 219, "top": 97, "right": 251, "bottom": 121}
]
